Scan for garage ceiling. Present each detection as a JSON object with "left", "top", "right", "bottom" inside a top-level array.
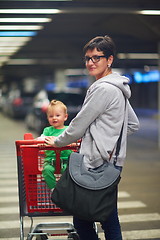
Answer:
[{"left": 0, "top": 0, "right": 160, "bottom": 80}]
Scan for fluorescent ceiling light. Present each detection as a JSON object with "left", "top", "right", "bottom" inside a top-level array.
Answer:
[
  {"left": 0, "top": 25, "right": 43, "bottom": 30},
  {"left": 0, "top": 18, "right": 52, "bottom": 23},
  {"left": 0, "top": 49, "right": 20, "bottom": 54},
  {"left": 139, "top": 10, "right": 160, "bottom": 15},
  {"left": 0, "top": 37, "right": 31, "bottom": 49},
  {"left": 0, "top": 42, "right": 25, "bottom": 48},
  {"left": 0, "top": 42, "right": 33, "bottom": 62},
  {"left": 0, "top": 36, "right": 31, "bottom": 42},
  {"left": 0, "top": 52, "right": 16, "bottom": 56},
  {"left": 118, "top": 53, "right": 159, "bottom": 60},
  {"left": 0, "top": 31, "right": 37, "bottom": 37},
  {"left": 0, "top": 41, "right": 28, "bottom": 47},
  {"left": 0, "top": 9, "right": 61, "bottom": 14},
  {"left": 0, "top": 46, "right": 20, "bottom": 51}
]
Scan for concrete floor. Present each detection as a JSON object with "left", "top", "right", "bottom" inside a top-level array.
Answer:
[{"left": 0, "top": 111, "right": 160, "bottom": 240}]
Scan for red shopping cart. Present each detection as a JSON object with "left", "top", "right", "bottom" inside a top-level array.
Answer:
[{"left": 15, "top": 133, "right": 80, "bottom": 240}]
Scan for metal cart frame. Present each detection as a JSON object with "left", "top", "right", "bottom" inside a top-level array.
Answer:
[{"left": 15, "top": 133, "right": 80, "bottom": 240}]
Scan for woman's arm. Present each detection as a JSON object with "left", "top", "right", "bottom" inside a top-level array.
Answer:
[
  {"left": 47, "top": 85, "right": 111, "bottom": 147},
  {"left": 127, "top": 101, "right": 140, "bottom": 135}
]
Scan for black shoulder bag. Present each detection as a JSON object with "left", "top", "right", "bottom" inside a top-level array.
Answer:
[{"left": 51, "top": 119, "right": 125, "bottom": 222}]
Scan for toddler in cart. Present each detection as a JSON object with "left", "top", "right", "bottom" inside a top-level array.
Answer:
[{"left": 37, "top": 99, "right": 72, "bottom": 191}]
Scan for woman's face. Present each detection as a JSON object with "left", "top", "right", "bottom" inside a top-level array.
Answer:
[{"left": 85, "top": 48, "right": 113, "bottom": 80}]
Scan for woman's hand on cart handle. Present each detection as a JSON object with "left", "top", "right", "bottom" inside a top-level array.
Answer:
[{"left": 44, "top": 136, "right": 57, "bottom": 147}]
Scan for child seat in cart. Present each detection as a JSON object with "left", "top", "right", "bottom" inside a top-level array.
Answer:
[{"left": 15, "top": 133, "right": 80, "bottom": 240}]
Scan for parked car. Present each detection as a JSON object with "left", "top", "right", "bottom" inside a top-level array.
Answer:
[
  {"left": 0, "top": 90, "right": 7, "bottom": 111},
  {"left": 25, "top": 89, "right": 85, "bottom": 135},
  {"left": 2, "top": 89, "right": 37, "bottom": 119}
]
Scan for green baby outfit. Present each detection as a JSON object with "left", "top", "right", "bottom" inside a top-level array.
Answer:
[{"left": 42, "top": 126, "right": 72, "bottom": 189}]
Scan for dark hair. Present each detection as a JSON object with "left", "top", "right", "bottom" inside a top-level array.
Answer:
[{"left": 83, "top": 35, "right": 116, "bottom": 59}]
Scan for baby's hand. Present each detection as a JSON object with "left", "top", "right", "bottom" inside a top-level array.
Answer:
[
  {"left": 44, "top": 136, "right": 57, "bottom": 147},
  {"left": 36, "top": 136, "right": 45, "bottom": 140},
  {"left": 35, "top": 136, "right": 46, "bottom": 148}
]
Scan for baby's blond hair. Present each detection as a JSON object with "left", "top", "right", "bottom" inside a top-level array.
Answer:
[{"left": 47, "top": 99, "right": 67, "bottom": 114}]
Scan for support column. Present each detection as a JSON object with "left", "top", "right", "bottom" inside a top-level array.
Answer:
[
  {"left": 54, "top": 69, "right": 66, "bottom": 91},
  {"left": 158, "top": 42, "right": 160, "bottom": 148}
]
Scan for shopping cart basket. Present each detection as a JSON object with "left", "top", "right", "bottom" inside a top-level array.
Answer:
[{"left": 15, "top": 133, "right": 80, "bottom": 240}]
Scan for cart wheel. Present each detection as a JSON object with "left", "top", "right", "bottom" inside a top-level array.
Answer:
[
  {"left": 68, "top": 232, "right": 80, "bottom": 240},
  {"left": 35, "top": 230, "right": 48, "bottom": 240}
]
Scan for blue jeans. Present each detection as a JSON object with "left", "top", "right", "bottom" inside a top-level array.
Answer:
[{"left": 73, "top": 166, "right": 123, "bottom": 240}]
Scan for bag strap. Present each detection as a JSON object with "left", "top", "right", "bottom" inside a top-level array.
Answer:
[{"left": 113, "top": 97, "right": 126, "bottom": 165}]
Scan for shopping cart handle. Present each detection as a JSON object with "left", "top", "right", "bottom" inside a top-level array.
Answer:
[
  {"left": 16, "top": 133, "right": 81, "bottom": 155},
  {"left": 19, "top": 143, "right": 80, "bottom": 151},
  {"left": 24, "top": 133, "right": 34, "bottom": 140}
]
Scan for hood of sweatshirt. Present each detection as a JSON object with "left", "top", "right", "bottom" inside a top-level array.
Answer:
[{"left": 93, "top": 72, "right": 131, "bottom": 99}]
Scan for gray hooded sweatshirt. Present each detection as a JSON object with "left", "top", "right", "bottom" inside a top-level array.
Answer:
[{"left": 54, "top": 72, "right": 139, "bottom": 168}]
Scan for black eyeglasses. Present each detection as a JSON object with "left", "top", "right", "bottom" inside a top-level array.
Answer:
[{"left": 84, "top": 55, "right": 107, "bottom": 63}]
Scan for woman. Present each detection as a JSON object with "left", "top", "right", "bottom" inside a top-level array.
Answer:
[{"left": 45, "top": 35, "right": 139, "bottom": 240}]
